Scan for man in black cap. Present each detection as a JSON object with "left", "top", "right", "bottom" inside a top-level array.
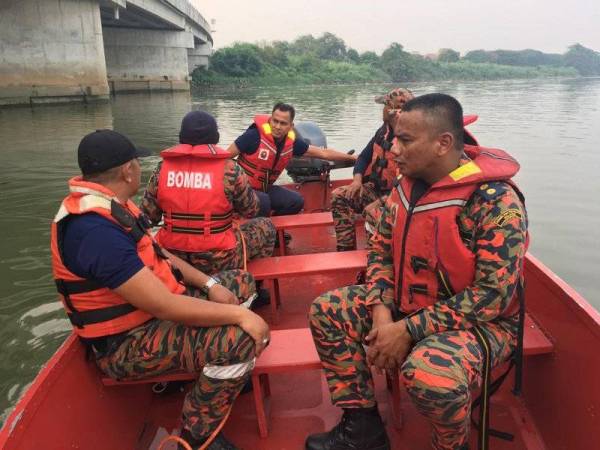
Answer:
[
  {"left": 51, "top": 129, "right": 269, "bottom": 450},
  {"left": 141, "top": 110, "right": 276, "bottom": 279}
]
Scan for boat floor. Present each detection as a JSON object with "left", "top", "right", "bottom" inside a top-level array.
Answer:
[{"left": 136, "top": 227, "right": 546, "bottom": 450}]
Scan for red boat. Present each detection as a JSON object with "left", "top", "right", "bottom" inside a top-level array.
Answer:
[{"left": 1, "top": 136, "right": 599, "bottom": 449}]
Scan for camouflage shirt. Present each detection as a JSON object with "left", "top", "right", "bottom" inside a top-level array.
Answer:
[
  {"left": 141, "top": 159, "right": 260, "bottom": 224},
  {"left": 365, "top": 160, "right": 528, "bottom": 342}
]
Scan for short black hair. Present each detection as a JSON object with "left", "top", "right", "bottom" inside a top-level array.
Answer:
[
  {"left": 402, "top": 93, "right": 464, "bottom": 149},
  {"left": 272, "top": 102, "right": 296, "bottom": 122}
]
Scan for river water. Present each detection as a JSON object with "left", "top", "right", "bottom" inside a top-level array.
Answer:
[{"left": 0, "top": 79, "right": 599, "bottom": 423}]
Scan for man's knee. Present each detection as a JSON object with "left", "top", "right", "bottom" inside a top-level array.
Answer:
[
  {"left": 259, "top": 217, "right": 277, "bottom": 239},
  {"left": 331, "top": 186, "right": 350, "bottom": 211},
  {"left": 289, "top": 192, "right": 304, "bottom": 213},
  {"left": 202, "top": 328, "right": 256, "bottom": 379},
  {"left": 401, "top": 352, "right": 469, "bottom": 421}
]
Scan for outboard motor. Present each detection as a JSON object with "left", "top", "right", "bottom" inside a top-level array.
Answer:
[
  {"left": 286, "top": 121, "right": 330, "bottom": 183},
  {"left": 286, "top": 121, "right": 354, "bottom": 183}
]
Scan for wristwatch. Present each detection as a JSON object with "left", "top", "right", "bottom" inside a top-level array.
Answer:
[{"left": 202, "top": 276, "right": 219, "bottom": 294}]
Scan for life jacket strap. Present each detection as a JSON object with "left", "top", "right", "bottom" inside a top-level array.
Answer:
[
  {"left": 55, "top": 278, "right": 138, "bottom": 329},
  {"left": 169, "top": 210, "right": 233, "bottom": 221},
  {"left": 67, "top": 303, "right": 138, "bottom": 327},
  {"left": 168, "top": 222, "right": 233, "bottom": 235}
]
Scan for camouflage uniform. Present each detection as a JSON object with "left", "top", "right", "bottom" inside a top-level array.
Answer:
[
  {"left": 331, "top": 181, "right": 386, "bottom": 251},
  {"left": 311, "top": 169, "right": 528, "bottom": 450},
  {"left": 141, "top": 160, "right": 276, "bottom": 275},
  {"left": 95, "top": 269, "right": 256, "bottom": 441}
]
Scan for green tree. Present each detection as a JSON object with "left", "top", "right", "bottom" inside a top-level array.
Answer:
[
  {"left": 360, "top": 51, "right": 380, "bottom": 67},
  {"left": 346, "top": 48, "right": 360, "bottom": 63},
  {"left": 290, "top": 34, "right": 319, "bottom": 56},
  {"left": 438, "top": 48, "right": 460, "bottom": 63},
  {"left": 464, "top": 49, "right": 495, "bottom": 64},
  {"left": 210, "top": 43, "right": 264, "bottom": 77},
  {"left": 316, "top": 32, "right": 347, "bottom": 60},
  {"left": 380, "top": 43, "right": 423, "bottom": 81},
  {"left": 563, "top": 43, "right": 600, "bottom": 76}
]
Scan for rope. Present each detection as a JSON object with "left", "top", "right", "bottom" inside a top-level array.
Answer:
[
  {"left": 157, "top": 405, "right": 233, "bottom": 450},
  {"left": 158, "top": 435, "right": 192, "bottom": 450}
]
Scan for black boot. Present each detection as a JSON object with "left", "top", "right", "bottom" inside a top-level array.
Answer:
[
  {"left": 305, "top": 407, "right": 390, "bottom": 450},
  {"left": 250, "top": 283, "right": 271, "bottom": 310},
  {"left": 274, "top": 231, "right": 292, "bottom": 248},
  {"left": 178, "top": 429, "right": 239, "bottom": 450}
]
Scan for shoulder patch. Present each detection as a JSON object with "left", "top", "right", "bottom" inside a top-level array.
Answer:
[
  {"left": 491, "top": 208, "right": 523, "bottom": 227},
  {"left": 475, "top": 181, "right": 508, "bottom": 201}
]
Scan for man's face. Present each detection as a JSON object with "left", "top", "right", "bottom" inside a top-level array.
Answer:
[
  {"left": 391, "top": 110, "right": 439, "bottom": 179},
  {"left": 269, "top": 109, "right": 293, "bottom": 140}
]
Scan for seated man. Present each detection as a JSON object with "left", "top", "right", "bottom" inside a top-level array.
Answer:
[
  {"left": 331, "top": 88, "right": 414, "bottom": 251},
  {"left": 228, "top": 102, "right": 357, "bottom": 217},
  {"left": 141, "top": 110, "right": 276, "bottom": 276},
  {"left": 306, "top": 94, "right": 528, "bottom": 450},
  {"left": 51, "top": 129, "right": 269, "bottom": 450}
]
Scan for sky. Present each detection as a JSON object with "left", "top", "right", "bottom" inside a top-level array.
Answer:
[{"left": 192, "top": 0, "right": 600, "bottom": 55}]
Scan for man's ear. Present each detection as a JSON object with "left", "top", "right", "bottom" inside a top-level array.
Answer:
[
  {"left": 121, "top": 161, "right": 133, "bottom": 182},
  {"left": 437, "top": 132, "right": 454, "bottom": 156}
]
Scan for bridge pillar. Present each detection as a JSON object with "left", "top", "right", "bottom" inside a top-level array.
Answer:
[
  {"left": 188, "top": 41, "right": 212, "bottom": 73},
  {"left": 0, "top": 0, "right": 110, "bottom": 106},
  {"left": 103, "top": 28, "right": 193, "bottom": 93}
]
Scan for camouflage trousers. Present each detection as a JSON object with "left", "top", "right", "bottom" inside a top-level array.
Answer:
[
  {"left": 95, "top": 270, "right": 256, "bottom": 441},
  {"left": 309, "top": 284, "right": 516, "bottom": 450},
  {"left": 169, "top": 217, "right": 276, "bottom": 275},
  {"left": 331, "top": 182, "right": 387, "bottom": 251}
]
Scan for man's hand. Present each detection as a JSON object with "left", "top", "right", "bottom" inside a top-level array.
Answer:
[
  {"left": 345, "top": 179, "right": 363, "bottom": 200},
  {"left": 371, "top": 304, "right": 393, "bottom": 328},
  {"left": 208, "top": 284, "right": 239, "bottom": 305},
  {"left": 237, "top": 309, "right": 271, "bottom": 357},
  {"left": 365, "top": 320, "right": 412, "bottom": 371}
]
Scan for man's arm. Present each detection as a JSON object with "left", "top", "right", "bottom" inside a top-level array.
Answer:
[
  {"left": 113, "top": 268, "right": 270, "bottom": 355},
  {"left": 140, "top": 162, "right": 164, "bottom": 226},
  {"left": 163, "top": 248, "right": 240, "bottom": 305},
  {"left": 227, "top": 127, "right": 260, "bottom": 157},
  {"left": 304, "top": 145, "right": 357, "bottom": 163},
  {"left": 365, "top": 195, "right": 397, "bottom": 310},
  {"left": 404, "top": 186, "right": 528, "bottom": 342},
  {"left": 224, "top": 160, "right": 260, "bottom": 218},
  {"left": 227, "top": 142, "right": 241, "bottom": 157},
  {"left": 353, "top": 133, "right": 378, "bottom": 176}
]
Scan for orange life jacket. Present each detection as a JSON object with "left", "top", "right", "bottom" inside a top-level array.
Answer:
[
  {"left": 155, "top": 143, "right": 236, "bottom": 252},
  {"left": 390, "top": 146, "right": 526, "bottom": 317},
  {"left": 51, "top": 177, "right": 185, "bottom": 339},
  {"left": 237, "top": 114, "right": 296, "bottom": 192},
  {"left": 364, "top": 124, "right": 399, "bottom": 193}
]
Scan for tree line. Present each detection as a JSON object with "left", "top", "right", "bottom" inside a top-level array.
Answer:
[{"left": 193, "top": 33, "right": 598, "bottom": 86}]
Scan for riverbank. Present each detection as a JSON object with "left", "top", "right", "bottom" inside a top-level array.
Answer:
[{"left": 192, "top": 61, "right": 576, "bottom": 87}]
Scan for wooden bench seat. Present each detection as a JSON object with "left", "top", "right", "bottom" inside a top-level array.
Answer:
[
  {"left": 266, "top": 212, "right": 363, "bottom": 255},
  {"left": 247, "top": 250, "right": 368, "bottom": 322}
]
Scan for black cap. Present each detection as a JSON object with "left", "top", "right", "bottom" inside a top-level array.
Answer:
[
  {"left": 179, "top": 110, "right": 220, "bottom": 145},
  {"left": 77, "top": 129, "right": 151, "bottom": 175}
]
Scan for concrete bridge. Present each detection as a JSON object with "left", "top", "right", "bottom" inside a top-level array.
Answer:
[{"left": 0, "top": 0, "right": 213, "bottom": 106}]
